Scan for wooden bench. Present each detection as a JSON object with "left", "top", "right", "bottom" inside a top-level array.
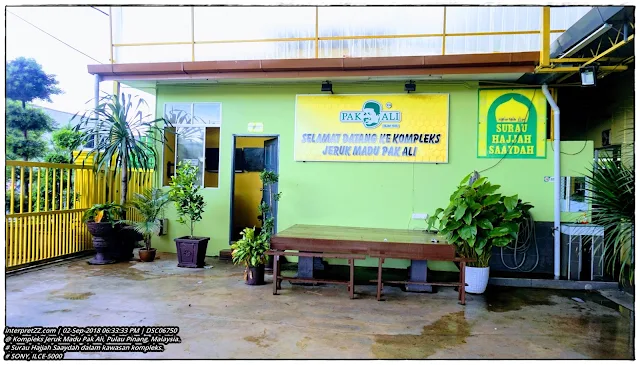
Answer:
[
  {"left": 267, "top": 250, "right": 366, "bottom": 299},
  {"left": 369, "top": 252, "right": 475, "bottom": 304}
]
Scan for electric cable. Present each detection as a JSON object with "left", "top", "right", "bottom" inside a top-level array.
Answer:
[
  {"left": 7, "top": 10, "right": 104, "bottom": 64},
  {"left": 500, "top": 209, "right": 540, "bottom": 272}
]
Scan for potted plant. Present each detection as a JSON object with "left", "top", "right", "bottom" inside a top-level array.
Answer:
[
  {"left": 168, "top": 161, "right": 208, "bottom": 268},
  {"left": 83, "top": 202, "right": 125, "bottom": 265},
  {"left": 585, "top": 158, "right": 634, "bottom": 286},
  {"left": 428, "top": 172, "right": 533, "bottom": 294},
  {"left": 73, "top": 93, "right": 170, "bottom": 263},
  {"left": 230, "top": 227, "right": 271, "bottom": 285},
  {"left": 120, "top": 188, "right": 171, "bottom": 262},
  {"left": 258, "top": 169, "right": 281, "bottom": 272}
]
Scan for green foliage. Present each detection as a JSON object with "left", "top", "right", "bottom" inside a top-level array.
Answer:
[
  {"left": 82, "top": 202, "right": 125, "bottom": 224},
  {"left": 259, "top": 170, "right": 279, "bottom": 186},
  {"left": 427, "top": 172, "right": 533, "bottom": 267},
  {"left": 168, "top": 161, "right": 206, "bottom": 238},
  {"left": 52, "top": 126, "right": 83, "bottom": 151},
  {"left": 585, "top": 159, "right": 634, "bottom": 285},
  {"left": 259, "top": 169, "right": 281, "bottom": 239},
  {"left": 120, "top": 188, "right": 171, "bottom": 250},
  {"left": 72, "top": 93, "right": 170, "bottom": 205},
  {"left": 230, "top": 227, "right": 270, "bottom": 268},
  {"left": 44, "top": 152, "right": 70, "bottom": 164},
  {"left": 6, "top": 57, "right": 62, "bottom": 105},
  {"left": 6, "top": 100, "right": 52, "bottom": 161}
]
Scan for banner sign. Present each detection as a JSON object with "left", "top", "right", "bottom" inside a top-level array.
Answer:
[
  {"left": 477, "top": 89, "right": 547, "bottom": 159},
  {"left": 294, "top": 94, "right": 449, "bottom": 163}
]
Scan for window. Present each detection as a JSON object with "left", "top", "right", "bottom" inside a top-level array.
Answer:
[{"left": 163, "top": 103, "right": 221, "bottom": 188}]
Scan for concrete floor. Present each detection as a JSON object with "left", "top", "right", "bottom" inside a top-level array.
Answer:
[{"left": 6, "top": 251, "right": 634, "bottom": 359}]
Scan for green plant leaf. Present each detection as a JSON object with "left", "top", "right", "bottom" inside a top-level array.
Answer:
[
  {"left": 463, "top": 211, "right": 472, "bottom": 225},
  {"left": 493, "top": 237, "right": 512, "bottom": 247},
  {"left": 482, "top": 194, "right": 501, "bottom": 206},
  {"left": 503, "top": 210, "right": 522, "bottom": 221},
  {"left": 471, "top": 177, "right": 487, "bottom": 188},
  {"left": 504, "top": 195, "right": 518, "bottom": 211},
  {"left": 459, "top": 172, "right": 472, "bottom": 186},
  {"left": 477, "top": 218, "right": 493, "bottom": 230},
  {"left": 454, "top": 203, "right": 467, "bottom": 221},
  {"left": 488, "top": 227, "right": 510, "bottom": 238}
]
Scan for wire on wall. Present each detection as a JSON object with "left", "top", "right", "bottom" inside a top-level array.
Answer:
[{"left": 500, "top": 209, "right": 540, "bottom": 272}]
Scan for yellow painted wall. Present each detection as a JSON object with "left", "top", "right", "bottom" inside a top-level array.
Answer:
[
  {"left": 205, "top": 127, "right": 220, "bottom": 188},
  {"left": 232, "top": 137, "right": 270, "bottom": 233},
  {"left": 583, "top": 71, "right": 634, "bottom": 166}
]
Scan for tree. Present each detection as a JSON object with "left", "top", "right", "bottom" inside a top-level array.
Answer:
[
  {"left": 6, "top": 57, "right": 62, "bottom": 108},
  {"left": 74, "top": 93, "right": 169, "bottom": 209},
  {"left": 6, "top": 100, "right": 52, "bottom": 161},
  {"left": 6, "top": 57, "right": 61, "bottom": 162},
  {"left": 45, "top": 125, "right": 83, "bottom": 163}
]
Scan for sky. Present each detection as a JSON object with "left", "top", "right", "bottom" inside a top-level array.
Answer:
[{"left": 6, "top": 6, "right": 153, "bottom": 115}]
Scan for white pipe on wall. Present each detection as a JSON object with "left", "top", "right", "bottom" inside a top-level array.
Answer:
[
  {"left": 94, "top": 74, "right": 101, "bottom": 148},
  {"left": 542, "top": 84, "right": 561, "bottom": 280}
]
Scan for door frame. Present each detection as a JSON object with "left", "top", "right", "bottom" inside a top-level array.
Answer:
[{"left": 229, "top": 134, "right": 280, "bottom": 244}]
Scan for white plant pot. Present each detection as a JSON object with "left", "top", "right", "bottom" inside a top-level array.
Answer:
[{"left": 465, "top": 266, "right": 490, "bottom": 294}]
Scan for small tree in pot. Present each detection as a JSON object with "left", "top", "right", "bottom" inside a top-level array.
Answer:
[
  {"left": 121, "top": 188, "right": 171, "bottom": 262},
  {"left": 230, "top": 227, "right": 270, "bottom": 285},
  {"left": 168, "top": 161, "right": 208, "bottom": 268},
  {"left": 83, "top": 202, "right": 125, "bottom": 265},
  {"left": 428, "top": 172, "right": 533, "bottom": 294}
]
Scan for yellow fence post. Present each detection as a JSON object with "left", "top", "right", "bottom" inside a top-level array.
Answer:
[{"left": 5, "top": 160, "right": 154, "bottom": 270}]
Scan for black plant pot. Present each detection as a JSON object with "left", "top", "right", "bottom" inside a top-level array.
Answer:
[
  {"left": 115, "top": 225, "right": 143, "bottom": 262},
  {"left": 87, "top": 222, "right": 117, "bottom": 265},
  {"left": 175, "top": 236, "right": 210, "bottom": 268},
  {"left": 245, "top": 264, "right": 265, "bottom": 285}
]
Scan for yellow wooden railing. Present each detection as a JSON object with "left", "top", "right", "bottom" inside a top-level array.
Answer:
[{"left": 5, "top": 160, "right": 154, "bottom": 270}]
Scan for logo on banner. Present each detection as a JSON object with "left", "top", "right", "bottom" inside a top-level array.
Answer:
[{"left": 339, "top": 100, "right": 402, "bottom": 129}]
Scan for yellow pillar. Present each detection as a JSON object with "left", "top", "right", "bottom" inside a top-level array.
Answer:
[{"left": 540, "top": 7, "right": 550, "bottom": 67}]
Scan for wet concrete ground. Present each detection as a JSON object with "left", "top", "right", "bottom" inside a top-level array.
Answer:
[{"left": 6, "top": 251, "right": 634, "bottom": 359}]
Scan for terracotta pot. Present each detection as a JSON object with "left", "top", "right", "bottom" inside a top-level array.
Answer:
[
  {"left": 174, "top": 236, "right": 210, "bottom": 268},
  {"left": 245, "top": 264, "right": 265, "bottom": 285},
  {"left": 139, "top": 248, "right": 157, "bottom": 262}
]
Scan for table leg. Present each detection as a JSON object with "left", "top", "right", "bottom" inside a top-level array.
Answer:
[
  {"left": 272, "top": 254, "right": 279, "bottom": 295},
  {"left": 460, "top": 261, "right": 466, "bottom": 305},
  {"left": 276, "top": 254, "right": 282, "bottom": 290},
  {"left": 376, "top": 257, "right": 384, "bottom": 301},
  {"left": 407, "top": 259, "right": 434, "bottom": 293},
  {"left": 349, "top": 258, "right": 355, "bottom": 299}
]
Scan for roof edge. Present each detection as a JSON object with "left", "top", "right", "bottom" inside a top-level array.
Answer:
[{"left": 89, "top": 52, "right": 539, "bottom": 79}]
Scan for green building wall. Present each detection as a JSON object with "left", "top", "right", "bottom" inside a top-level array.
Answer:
[{"left": 151, "top": 82, "right": 594, "bottom": 270}]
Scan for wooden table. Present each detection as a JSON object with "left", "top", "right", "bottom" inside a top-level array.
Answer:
[{"left": 269, "top": 224, "right": 470, "bottom": 304}]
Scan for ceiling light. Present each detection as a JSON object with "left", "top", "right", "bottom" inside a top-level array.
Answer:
[
  {"left": 580, "top": 66, "right": 597, "bottom": 87},
  {"left": 404, "top": 80, "right": 416, "bottom": 93},
  {"left": 321, "top": 81, "right": 333, "bottom": 94}
]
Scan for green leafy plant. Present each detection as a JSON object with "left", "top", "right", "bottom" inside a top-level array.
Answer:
[
  {"left": 120, "top": 188, "right": 171, "bottom": 251},
  {"left": 231, "top": 227, "right": 270, "bottom": 279},
  {"left": 585, "top": 159, "right": 634, "bottom": 285},
  {"left": 168, "top": 161, "right": 206, "bottom": 238},
  {"left": 83, "top": 202, "right": 125, "bottom": 224},
  {"left": 73, "top": 93, "right": 170, "bottom": 207},
  {"left": 259, "top": 169, "right": 280, "bottom": 240},
  {"left": 427, "top": 172, "right": 533, "bottom": 267}
]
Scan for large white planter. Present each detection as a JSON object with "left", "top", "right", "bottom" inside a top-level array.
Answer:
[{"left": 465, "top": 266, "right": 490, "bottom": 294}]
